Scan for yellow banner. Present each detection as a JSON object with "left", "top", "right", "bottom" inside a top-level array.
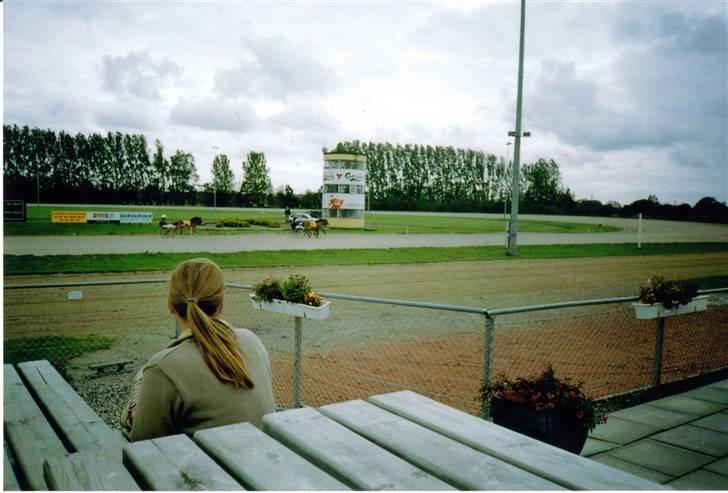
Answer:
[{"left": 51, "top": 211, "right": 87, "bottom": 223}]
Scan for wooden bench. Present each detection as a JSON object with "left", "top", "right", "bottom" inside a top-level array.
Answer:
[
  {"left": 123, "top": 434, "right": 242, "bottom": 490},
  {"left": 4, "top": 360, "right": 138, "bottom": 490},
  {"left": 88, "top": 359, "right": 133, "bottom": 375},
  {"left": 4, "top": 364, "right": 68, "bottom": 490},
  {"left": 17, "top": 360, "right": 128, "bottom": 453},
  {"left": 4, "top": 446, "right": 21, "bottom": 491},
  {"left": 262, "top": 406, "right": 454, "bottom": 490},
  {"left": 194, "top": 422, "right": 349, "bottom": 491},
  {"left": 320, "top": 399, "right": 563, "bottom": 490},
  {"left": 368, "top": 390, "right": 667, "bottom": 491},
  {"left": 44, "top": 451, "right": 138, "bottom": 491}
]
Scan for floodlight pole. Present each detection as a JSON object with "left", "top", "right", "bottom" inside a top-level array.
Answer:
[{"left": 507, "top": 0, "right": 527, "bottom": 256}]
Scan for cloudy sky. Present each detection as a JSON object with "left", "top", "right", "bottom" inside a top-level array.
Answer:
[{"left": 4, "top": 1, "right": 727, "bottom": 206}]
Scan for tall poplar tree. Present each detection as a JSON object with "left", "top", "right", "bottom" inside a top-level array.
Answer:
[
  {"left": 211, "top": 154, "right": 235, "bottom": 193},
  {"left": 240, "top": 151, "right": 272, "bottom": 207}
]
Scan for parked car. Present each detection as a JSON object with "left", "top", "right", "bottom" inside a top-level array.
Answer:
[{"left": 288, "top": 213, "right": 316, "bottom": 225}]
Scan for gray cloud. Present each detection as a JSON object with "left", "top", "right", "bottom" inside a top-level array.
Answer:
[
  {"left": 214, "top": 37, "right": 337, "bottom": 100},
  {"left": 615, "top": 9, "right": 727, "bottom": 56},
  {"left": 528, "top": 9, "right": 727, "bottom": 161},
  {"left": 266, "top": 100, "right": 341, "bottom": 135},
  {"left": 101, "top": 50, "right": 182, "bottom": 100},
  {"left": 95, "top": 102, "right": 155, "bottom": 131},
  {"left": 526, "top": 61, "right": 682, "bottom": 151},
  {"left": 169, "top": 98, "right": 260, "bottom": 132}
]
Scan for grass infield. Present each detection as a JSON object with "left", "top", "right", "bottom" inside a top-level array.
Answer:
[
  {"left": 5, "top": 205, "right": 618, "bottom": 235},
  {"left": 5, "top": 242, "right": 728, "bottom": 276}
]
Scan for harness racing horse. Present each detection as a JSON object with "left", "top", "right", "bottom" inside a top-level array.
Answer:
[
  {"left": 173, "top": 217, "right": 203, "bottom": 234},
  {"left": 303, "top": 218, "right": 329, "bottom": 238},
  {"left": 173, "top": 219, "right": 192, "bottom": 234},
  {"left": 189, "top": 216, "right": 203, "bottom": 232}
]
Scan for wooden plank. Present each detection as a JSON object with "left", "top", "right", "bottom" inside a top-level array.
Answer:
[
  {"left": 321, "top": 399, "right": 564, "bottom": 490},
  {"left": 88, "top": 359, "right": 132, "bottom": 370},
  {"left": 44, "top": 450, "right": 140, "bottom": 491},
  {"left": 88, "top": 360, "right": 132, "bottom": 374},
  {"left": 369, "top": 390, "right": 669, "bottom": 491},
  {"left": 17, "top": 360, "right": 127, "bottom": 453},
  {"left": 123, "top": 434, "right": 244, "bottom": 490},
  {"left": 3, "top": 364, "right": 67, "bottom": 491},
  {"left": 194, "top": 422, "right": 350, "bottom": 491},
  {"left": 262, "top": 406, "right": 454, "bottom": 490},
  {"left": 4, "top": 446, "right": 20, "bottom": 491}
]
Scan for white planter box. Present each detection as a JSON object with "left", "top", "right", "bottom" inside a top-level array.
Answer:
[
  {"left": 250, "top": 294, "right": 330, "bottom": 320},
  {"left": 633, "top": 295, "right": 708, "bottom": 320}
]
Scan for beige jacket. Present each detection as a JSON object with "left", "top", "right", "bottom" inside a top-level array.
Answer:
[{"left": 130, "top": 328, "right": 276, "bottom": 442}]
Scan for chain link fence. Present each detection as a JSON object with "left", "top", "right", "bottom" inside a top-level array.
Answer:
[{"left": 4, "top": 281, "right": 727, "bottom": 426}]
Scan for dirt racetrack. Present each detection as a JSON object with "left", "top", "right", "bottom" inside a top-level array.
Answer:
[
  {"left": 5, "top": 251, "right": 728, "bottom": 425},
  {"left": 5, "top": 213, "right": 728, "bottom": 255}
]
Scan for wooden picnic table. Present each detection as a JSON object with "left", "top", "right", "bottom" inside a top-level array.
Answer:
[{"left": 4, "top": 360, "right": 666, "bottom": 490}]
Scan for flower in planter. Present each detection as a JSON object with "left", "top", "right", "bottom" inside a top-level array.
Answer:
[
  {"left": 252, "top": 276, "right": 284, "bottom": 303},
  {"left": 253, "top": 275, "right": 322, "bottom": 307},
  {"left": 480, "top": 365, "right": 606, "bottom": 432},
  {"left": 638, "top": 276, "right": 698, "bottom": 309}
]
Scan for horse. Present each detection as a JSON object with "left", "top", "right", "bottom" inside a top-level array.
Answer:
[
  {"left": 303, "top": 218, "right": 329, "bottom": 238},
  {"left": 173, "top": 217, "right": 203, "bottom": 234},
  {"left": 189, "top": 216, "right": 203, "bottom": 232},
  {"left": 173, "top": 219, "right": 192, "bottom": 234}
]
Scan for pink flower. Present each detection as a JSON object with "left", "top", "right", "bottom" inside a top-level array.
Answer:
[{"left": 530, "top": 392, "right": 542, "bottom": 401}]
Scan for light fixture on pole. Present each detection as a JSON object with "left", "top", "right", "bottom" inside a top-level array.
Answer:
[{"left": 507, "top": 0, "right": 529, "bottom": 256}]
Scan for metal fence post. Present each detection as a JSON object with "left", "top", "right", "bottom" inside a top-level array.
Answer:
[
  {"left": 652, "top": 317, "right": 665, "bottom": 385},
  {"left": 293, "top": 316, "right": 303, "bottom": 408},
  {"left": 481, "top": 313, "right": 495, "bottom": 419}
]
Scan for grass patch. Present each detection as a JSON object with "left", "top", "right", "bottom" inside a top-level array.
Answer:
[
  {"left": 4, "top": 335, "right": 114, "bottom": 379},
  {"left": 5, "top": 205, "right": 617, "bottom": 235},
  {"left": 364, "top": 214, "right": 618, "bottom": 234},
  {"left": 5, "top": 243, "right": 728, "bottom": 276}
]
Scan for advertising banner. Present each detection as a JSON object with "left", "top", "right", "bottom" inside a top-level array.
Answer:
[
  {"left": 86, "top": 211, "right": 121, "bottom": 223},
  {"left": 51, "top": 211, "right": 88, "bottom": 223},
  {"left": 119, "top": 212, "right": 153, "bottom": 224},
  {"left": 4, "top": 200, "right": 26, "bottom": 222},
  {"left": 323, "top": 193, "right": 365, "bottom": 210},
  {"left": 86, "top": 211, "right": 154, "bottom": 223},
  {"left": 323, "top": 169, "right": 366, "bottom": 185}
]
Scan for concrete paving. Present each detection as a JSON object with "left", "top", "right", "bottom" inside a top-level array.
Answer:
[{"left": 583, "top": 379, "right": 728, "bottom": 489}]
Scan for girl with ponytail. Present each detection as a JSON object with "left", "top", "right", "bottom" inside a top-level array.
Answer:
[{"left": 123, "top": 258, "right": 275, "bottom": 441}]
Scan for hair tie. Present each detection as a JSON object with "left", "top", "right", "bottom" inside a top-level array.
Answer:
[{"left": 187, "top": 297, "right": 198, "bottom": 304}]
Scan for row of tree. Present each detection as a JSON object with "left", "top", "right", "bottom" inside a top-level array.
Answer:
[
  {"left": 328, "top": 140, "right": 727, "bottom": 223},
  {"left": 4, "top": 125, "right": 726, "bottom": 223},
  {"left": 4, "top": 125, "right": 199, "bottom": 204},
  {"left": 3, "top": 125, "right": 289, "bottom": 207},
  {"left": 329, "top": 140, "right": 575, "bottom": 213}
]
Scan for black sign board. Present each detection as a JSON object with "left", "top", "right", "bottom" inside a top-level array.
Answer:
[{"left": 4, "top": 200, "right": 27, "bottom": 222}]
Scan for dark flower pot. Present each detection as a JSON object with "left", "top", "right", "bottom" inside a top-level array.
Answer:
[{"left": 490, "top": 397, "right": 588, "bottom": 454}]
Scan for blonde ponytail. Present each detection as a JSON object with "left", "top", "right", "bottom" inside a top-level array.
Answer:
[
  {"left": 169, "top": 258, "right": 254, "bottom": 388},
  {"left": 187, "top": 302, "right": 254, "bottom": 388}
]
